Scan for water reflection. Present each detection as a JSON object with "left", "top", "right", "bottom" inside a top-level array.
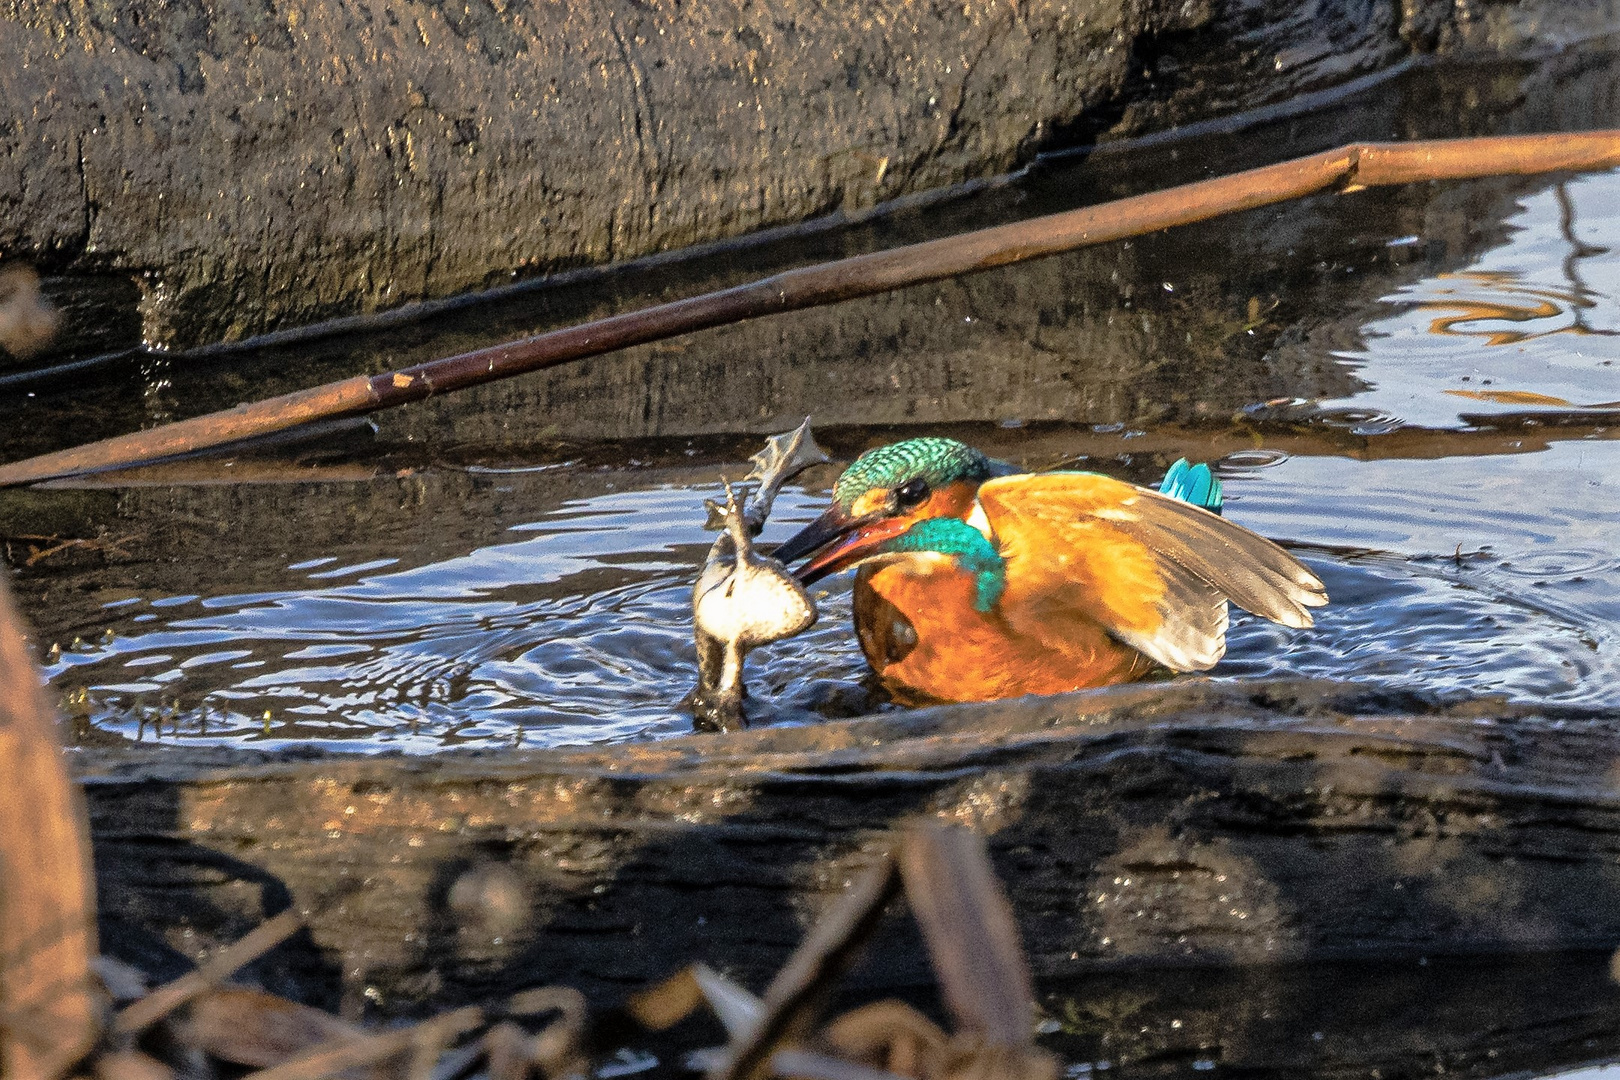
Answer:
[
  {"left": 42, "top": 425, "right": 1620, "bottom": 752},
  {"left": 1416, "top": 178, "right": 1614, "bottom": 347},
  {"left": 1419, "top": 271, "right": 1605, "bottom": 346},
  {"left": 52, "top": 486, "right": 767, "bottom": 751},
  {"left": 1337, "top": 172, "right": 1620, "bottom": 429},
  {"left": 23, "top": 133, "right": 1620, "bottom": 751}
]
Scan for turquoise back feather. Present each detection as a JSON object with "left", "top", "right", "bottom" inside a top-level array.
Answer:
[{"left": 1158, "top": 458, "right": 1224, "bottom": 515}]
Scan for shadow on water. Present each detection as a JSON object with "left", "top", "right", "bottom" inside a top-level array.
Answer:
[{"left": 5, "top": 34, "right": 1620, "bottom": 750}]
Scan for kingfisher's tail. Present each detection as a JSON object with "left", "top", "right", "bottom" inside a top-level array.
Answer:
[{"left": 1159, "top": 458, "right": 1224, "bottom": 515}]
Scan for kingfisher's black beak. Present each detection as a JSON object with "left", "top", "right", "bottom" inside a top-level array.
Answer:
[
  {"left": 771, "top": 505, "right": 859, "bottom": 567},
  {"left": 774, "top": 505, "right": 909, "bottom": 585},
  {"left": 794, "top": 515, "right": 911, "bottom": 584}
]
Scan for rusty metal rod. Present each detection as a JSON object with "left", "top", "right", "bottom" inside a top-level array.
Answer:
[{"left": 3, "top": 130, "right": 1618, "bottom": 488}]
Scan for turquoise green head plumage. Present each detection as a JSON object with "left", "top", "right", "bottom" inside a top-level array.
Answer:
[
  {"left": 833, "top": 438, "right": 995, "bottom": 513},
  {"left": 877, "top": 517, "right": 1006, "bottom": 613}
]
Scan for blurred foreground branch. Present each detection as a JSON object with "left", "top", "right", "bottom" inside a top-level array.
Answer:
[
  {"left": 635, "top": 821, "right": 1058, "bottom": 1080},
  {"left": 0, "top": 572, "right": 97, "bottom": 1078},
  {"left": 0, "top": 266, "right": 59, "bottom": 361}
]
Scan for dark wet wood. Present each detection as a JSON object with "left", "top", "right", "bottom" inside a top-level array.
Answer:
[
  {"left": 0, "top": 575, "right": 98, "bottom": 1077},
  {"left": 77, "top": 679, "right": 1620, "bottom": 1023},
  {"left": 3, "top": 130, "right": 1618, "bottom": 488}
]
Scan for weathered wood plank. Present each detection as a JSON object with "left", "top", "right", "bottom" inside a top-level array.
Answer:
[{"left": 77, "top": 680, "right": 1620, "bottom": 1019}]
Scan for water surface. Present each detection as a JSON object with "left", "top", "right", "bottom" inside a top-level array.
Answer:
[{"left": 11, "top": 54, "right": 1620, "bottom": 752}]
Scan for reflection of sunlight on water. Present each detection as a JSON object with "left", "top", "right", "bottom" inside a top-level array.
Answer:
[
  {"left": 1220, "top": 443, "right": 1620, "bottom": 708},
  {"left": 46, "top": 486, "right": 723, "bottom": 752},
  {"left": 46, "top": 435, "right": 1620, "bottom": 752},
  {"left": 47, "top": 486, "right": 876, "bottom": 753},
  {"left": 38, "top": 170, "right": 1620, "bottom": 753},
  {"left": 1417, "top": 270, "right": 1613, "bottom": 346},
  {"left": 1331, "top": 173, "right": 1620, "bottom": 429},
  {"left": 1227, "top": 173, "right": 1620, "bottom": 711}
]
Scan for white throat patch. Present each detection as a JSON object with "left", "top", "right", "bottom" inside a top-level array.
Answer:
[{"left": 964, "top": 499, "right": 994, "bottom": 540}]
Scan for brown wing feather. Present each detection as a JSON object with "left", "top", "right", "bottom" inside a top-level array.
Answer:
[{"left": 978, "top": 473, "right": 1326, "bottom": 672}]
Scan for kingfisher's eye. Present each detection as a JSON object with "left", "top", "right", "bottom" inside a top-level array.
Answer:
[{"left": 893, "top": 478, "right": 931, "bottom": 509}]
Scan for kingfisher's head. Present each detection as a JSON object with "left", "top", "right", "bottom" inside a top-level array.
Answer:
[{"left": 774, "top": 437, "right": 999, "bottom": 582}]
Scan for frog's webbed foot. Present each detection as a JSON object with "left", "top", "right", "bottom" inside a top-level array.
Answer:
[{"left": 702, "top": 418, "right": 830, "bottom": 534}]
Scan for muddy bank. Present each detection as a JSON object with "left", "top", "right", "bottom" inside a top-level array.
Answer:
[
  {"left": 2, "top": 0, "right": 1607, "bottom": 356},
  {"left": 77, "top": 680, "right": 1620, "bottom": 1019}
]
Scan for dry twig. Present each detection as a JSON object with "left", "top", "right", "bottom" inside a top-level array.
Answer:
[
  {"left": 824, "top": 823, "right": 1057, "bottom": 1080},
  {"left": 174, "top": 986, "right": 368, "bottom": 1068},
  {"left": 644, "top": 823, "right": 1058, "bottom": 1080},
  {"left": 1, "top": 130, "right": 1617, "bottom": 486},
  {"left": 242, "top": 1006, "right": 483, "bottom": 1080},
  {"left": 113, "top": 909, "right": 305, "bottom": 1037}
]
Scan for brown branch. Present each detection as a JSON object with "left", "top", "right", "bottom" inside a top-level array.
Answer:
[
  {"left": 113, "top": 909, "right": 305, "bottom": 1036},
  {"left": 174, "top": 986, "right": 367, "bottom": 1068},
  {"left": 2, "top": 130, "right": 1617, "bottom": 488},
  {"left": 0, "top": 574, "right": 98, "bottom": 1078},
  {"left": 241, "top": 1006, "right": 482, "bottom": 1080}
]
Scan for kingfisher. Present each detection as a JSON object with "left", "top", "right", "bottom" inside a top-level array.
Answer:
[{"left": 772, "top": 438, "right": 1326, "bottom": 704}]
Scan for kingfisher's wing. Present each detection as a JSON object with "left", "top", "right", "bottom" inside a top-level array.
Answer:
[{"left": 977, "top": 472, "right": 1327, "bottom": 672}]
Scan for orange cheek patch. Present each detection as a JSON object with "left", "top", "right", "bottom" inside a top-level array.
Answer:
[{"left": 918, "top": 481, "right": 980, "bottom": 522}]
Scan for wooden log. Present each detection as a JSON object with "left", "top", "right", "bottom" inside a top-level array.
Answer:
[
  {"left": 3, "top": 130, "right": 1618, "bottom": 487},
  {"left": 0, "top": 574, "right": 98, "bottom": 1078},
  {"left": 78, "top": 678, "right": 1620, "bottom": 1021}
]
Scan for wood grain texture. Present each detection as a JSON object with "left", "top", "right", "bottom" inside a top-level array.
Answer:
[{"left": 77, "top": 680, "right": 1620, "bottom": 1020}]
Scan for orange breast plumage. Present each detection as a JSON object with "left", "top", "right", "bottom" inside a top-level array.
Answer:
[{"left": 853, "top": 556, "right": 1156, "bottom": 704}]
